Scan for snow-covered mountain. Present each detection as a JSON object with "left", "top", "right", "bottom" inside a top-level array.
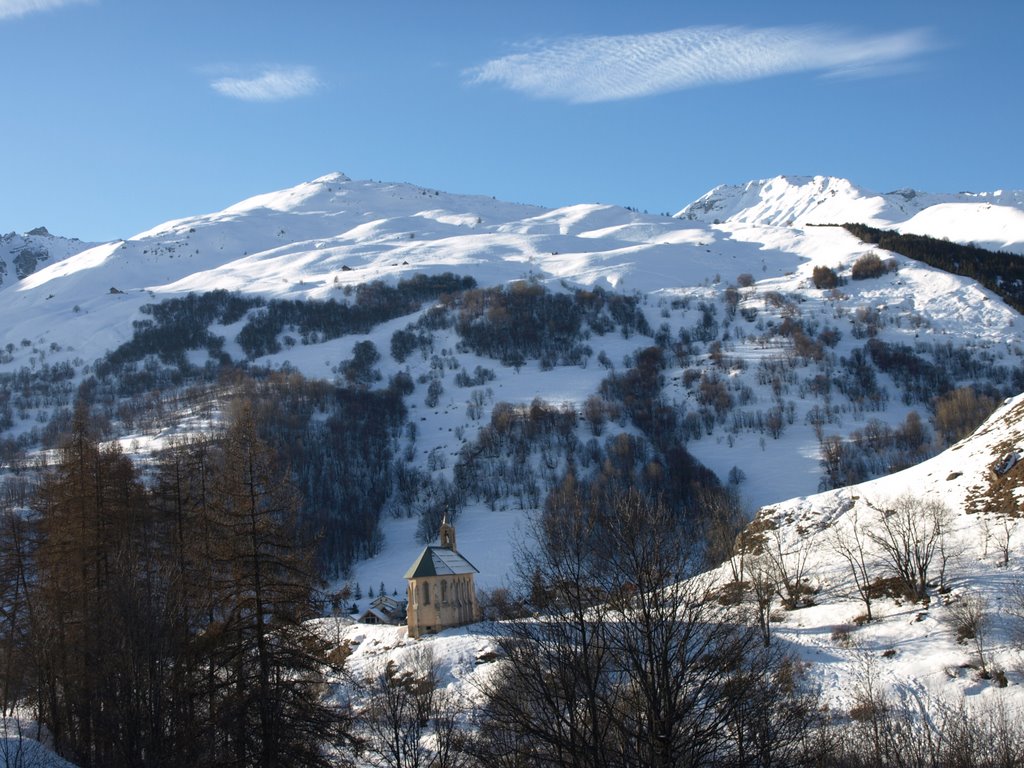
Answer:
[
  {"left": 10, "top": 172, "right": 692, "bottom": 367},
  {"left": 2, "top": 171, "right": 1022, "bottom": 594},
  {"left": 677, "top": 174, "right": 1024, "bottom": 254},
  {"left": 7, "top": 172, "right": 1023, "bottom": 382},
  {"left": 0, "top": 226, "right": 95, "bottom": 287},
  {"left": 4, "top": 172, "right": 1024, "bottom": 761}
]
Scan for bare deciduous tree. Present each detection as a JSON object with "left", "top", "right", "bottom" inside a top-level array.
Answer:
[
  {"left": 1007, "top": 576, "right": 1024, "bottom": 650},
  {"left": 829, "top": 506, "right": 877, "bottom": 622},
  {"left": 993, "top": 513, "right": 1017, "bottom": 568},
  {"left": 748, "top": 554, "right": 777, "bottom": 647},
  {"left": 867, "top": 494, "right": 952, "bottom": 602},
  {"left": 471, "top": 484, "right": 815, "bottom": 767},
  {"left": 697, "top": 486, "right": 746, "bottom": 578},
  {"left": 945, "top": 590, "right": 992, "bottom": 676},
  {"left": 764, "top": 528, "right": 814, "bottom": 610},
  {"left": 361, "top": 648, "right": 439, "bottom": 768}
]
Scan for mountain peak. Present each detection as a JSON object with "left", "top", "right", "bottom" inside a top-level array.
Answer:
[
  {"left": 675, "top": 175, "right": 871, "bottom": 227},
  {"left": 312, "top": 171, "right": 351, "bottom": 184}
]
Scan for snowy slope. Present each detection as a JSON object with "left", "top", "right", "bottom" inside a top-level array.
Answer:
[
  {"left": 676, "top": 175, "right": 1024, "bottom": 253},
  {"left": 332, "top": 394, "right": 1024, "bottom": 728},
  {"left": 724, "top": 392, "right": 1024, "bottom": 713},
  {"left": 897, "top": 202, "right": 1024, "bottom": 252},
  {"left": 0, "top": 227, "right": 96, "bottom": 287}
]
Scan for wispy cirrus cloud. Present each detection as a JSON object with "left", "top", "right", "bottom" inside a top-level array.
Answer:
[
  {"left": 210, "top": 65, "right": 321, "bottom": 102},
  {"left": 0, "top": 0, "right": 91, "bottom": 21},
  {"left": 468, "top": 25, "right": 934, "bottom": 103}
]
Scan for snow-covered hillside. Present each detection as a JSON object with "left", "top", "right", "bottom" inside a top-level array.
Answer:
[
  {"left": 1, "top": 171, "right": 1022, "bottom": 603},
  {"left": 724, "top": 391, "right": 1024, "bottom": 713},
  {"left": 321, "top": 393, "right": 1024, "bottom": 746},
  {"left": 677, "top": 175, "right": 1024, "bottom": 254}
]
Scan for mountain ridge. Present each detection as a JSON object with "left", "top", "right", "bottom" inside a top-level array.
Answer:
[{"left": 677, "top": 174, "right": 1024, "bottom": 254}]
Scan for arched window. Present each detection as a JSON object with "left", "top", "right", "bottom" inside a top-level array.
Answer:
[
  {"left": 422, "top": 582, "right": 430, "bottom": 605},
  {"left": 441, "top": 580, "right": 447, "bottom": 603}
]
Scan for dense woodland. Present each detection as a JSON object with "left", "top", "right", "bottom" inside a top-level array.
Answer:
[{"left": 0, "top": 399, "right": 350, "bottom": 767}]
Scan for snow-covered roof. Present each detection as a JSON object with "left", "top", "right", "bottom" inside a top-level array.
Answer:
[
  {"left": 358, "top": 606, "right": 396, "bottom": 624},
  {"left": 404, "top": 546, "right": 479, "bottom": 579},
  {"left": 371, "top": 594, "right": 402, "bottom": 610}
]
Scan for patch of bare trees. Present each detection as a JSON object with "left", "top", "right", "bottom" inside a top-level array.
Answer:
[
  {"left": 933, "top": 387, "right": 1001, "bottom": 447},
  {"left": 469, "top": 484, "right": 827, "bottom": 767},
  {"left": 944, "top": 590, "right": 993, "bottom": 677},
  {"left": 834, "top": 653, "right": 1024, "bottom": 767},
  {"left": 866, "top": 494, "right": 952, "bottom": 603},
  {"left": 358, "top": 647, "right": 467, "bottom": 768}
]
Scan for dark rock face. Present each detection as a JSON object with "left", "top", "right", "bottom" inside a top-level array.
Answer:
[{"left": 14, "top": 247, "right": 48, "bottom": 280}]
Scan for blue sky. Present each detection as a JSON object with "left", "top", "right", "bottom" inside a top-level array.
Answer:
[{"left": 2, "top": 0, "right": 1021, "bottom": 242}]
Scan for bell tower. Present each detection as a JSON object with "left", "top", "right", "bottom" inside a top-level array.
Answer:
[{"left": 439, "top": 515, "right": 456, "bottom": 551}]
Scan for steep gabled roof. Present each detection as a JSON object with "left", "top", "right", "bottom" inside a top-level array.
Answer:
[
  {"left": 404, "top": 545, "right": 479, "bottom": 579},
  {"left": 358, "top": 606, "right": 396, "bottom": 624},
  {"left": 371, "top": 594, "right": 402, "bottom": 611}
]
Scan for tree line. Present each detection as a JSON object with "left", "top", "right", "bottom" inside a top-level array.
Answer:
[{"left": 839, "top": 223, "right": 1024, "bottom": 313}]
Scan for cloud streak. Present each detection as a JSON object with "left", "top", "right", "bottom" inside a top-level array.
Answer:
[
  {"left": 468, "top": 25, "right": 933, "bottom": 103},
  {"left": 210, "top": 66, "right": 321, "bottom": 102},
  {"left": 0, "top": 0, "right": 90, "bottom": 20}
]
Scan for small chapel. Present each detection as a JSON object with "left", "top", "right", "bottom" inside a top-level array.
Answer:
[{"left": 403, "top": 517, "right": 480, "bottom": 639}]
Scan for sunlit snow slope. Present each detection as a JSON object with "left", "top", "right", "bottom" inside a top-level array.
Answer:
[{"left": 726, "top": 392, "right": 1024, "bottom": 714}]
